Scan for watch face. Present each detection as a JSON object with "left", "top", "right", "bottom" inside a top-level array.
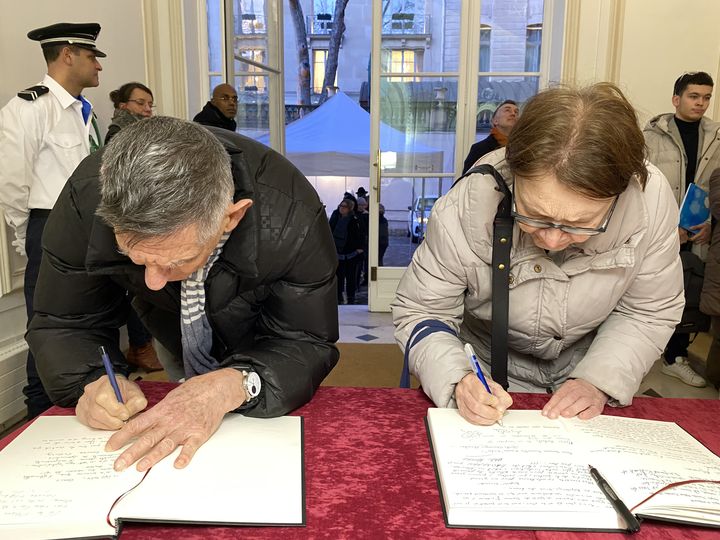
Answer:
[{"left": 245, "top": 372, "right": 261, "bottom": 397}]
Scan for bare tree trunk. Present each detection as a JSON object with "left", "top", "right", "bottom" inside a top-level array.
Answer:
[
  {"left": 320, "top": 0, "right": 350, "bottom": 103},
  {"left": 288, "top": 0, "right": 311, "bottom": 106}
]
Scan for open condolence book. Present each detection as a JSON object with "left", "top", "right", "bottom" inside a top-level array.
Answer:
[
  {"left": 0, "top": 414, "right": 304, "bottom": 539},
  {"left": 426, "top": 408, "right": 720, "bottom": 532}
]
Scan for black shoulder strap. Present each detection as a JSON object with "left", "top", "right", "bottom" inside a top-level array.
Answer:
[
  {"left": 18, "top": 85, "right": 49, "bottom": 101},
  {"left": 456, "top": 164, "right": 512, "bottom": 390}
]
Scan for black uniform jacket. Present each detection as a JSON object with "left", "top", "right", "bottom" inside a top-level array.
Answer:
[{"left": 28, "top": 128, "right": 339, "bottom": 417}]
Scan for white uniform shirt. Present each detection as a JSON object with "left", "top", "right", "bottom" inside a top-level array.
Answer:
[{"left": 0, "top": 74, "right": 98, "bottom": 255}]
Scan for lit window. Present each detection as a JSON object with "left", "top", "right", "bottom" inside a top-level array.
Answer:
[
  {"left": 382, "top": 49, "right": 420, "bottom": 82},
  {"left": 312, "top": 49, "right": 338, "bottom": 94},
  {"left": 239, "top": 49, "right": 266, "bottom": 92}
]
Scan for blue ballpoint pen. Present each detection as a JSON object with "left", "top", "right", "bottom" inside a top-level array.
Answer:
[
  {"left": 464, "top": 343, "right": 503, "bottom": 426},
  {"left": 99, "top": 346, "right": 124, "bottom": 404}
]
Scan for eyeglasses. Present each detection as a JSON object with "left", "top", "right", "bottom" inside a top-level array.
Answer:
[
  {"left": 511, "top": 182, "right": 619, "bottom": 236},
  {"left": 127, "top": 99, "right": 155, "bottom": 109},
  {"left": 217, "top": 95, "right": 239, "bottom": 103},
  {"left": 339, "top": 203, "right": 350, "bottom": 209}
]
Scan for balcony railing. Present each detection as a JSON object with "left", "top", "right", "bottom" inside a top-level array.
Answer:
[
  {"left": 237, "top": 13, "right": 266, "bottom": 35},
  {"left": 307, "top": 13, "right": 335, "bottom": 35},
  {"left": 383, "top": 13, "right": 431, "bottom": 35}
]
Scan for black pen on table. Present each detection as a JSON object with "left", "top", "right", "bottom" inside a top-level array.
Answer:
[
  {"left": 99, "top": 346, "right": 124, "bottom": 404},
  {"left": 464, "top": 343, "right": 504, "bottom": 426},
  {"left": 588, "top": 465, "right": 641, "bottom": 533}
]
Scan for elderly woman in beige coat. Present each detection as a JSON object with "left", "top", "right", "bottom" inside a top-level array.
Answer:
[{"left": 392, "top": 83, "right": 684, "bottom": 425}]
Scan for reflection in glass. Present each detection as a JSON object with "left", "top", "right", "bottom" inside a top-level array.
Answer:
[{"left": 479, "top": 0, "right": 545, "bottom": 74}]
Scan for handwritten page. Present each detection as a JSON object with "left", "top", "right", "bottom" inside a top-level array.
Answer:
[
  {"left": 427, "top": 408, "right": 720, "bottom": 529},
  {"left": 566, "top": 415, "right": 720, "bottom": 523},
  {"left": 427, "top": 409, "right": 621, "bottom": 530},
  {"left": 0, "top": 414, "right": 304, "bottom": 539},
  {"left": 0, "top": 416, "right": 143, "bottom": 540}
]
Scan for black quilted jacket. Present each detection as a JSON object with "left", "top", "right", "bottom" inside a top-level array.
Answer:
[{"left": 28, "top": 127, "right": 339, "bottom": 416}]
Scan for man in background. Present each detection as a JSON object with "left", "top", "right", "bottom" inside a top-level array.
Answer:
[
  {"left": 193, "top": 83, "right": 238, "bottom": 132},
  {"left": 0, "top": 22, "right": 105, "bottom": 418},
  {"left": 462, "top": 100, "right": 519, "bottom": 174},
  {"left": 645, "top": 71, "right": 720, "bottom": 387}
]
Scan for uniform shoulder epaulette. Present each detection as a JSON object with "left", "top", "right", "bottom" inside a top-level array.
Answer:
[{"left": 17, "top": 85, "right": 49, "bottom": 101}]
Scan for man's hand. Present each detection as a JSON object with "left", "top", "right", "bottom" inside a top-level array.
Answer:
[
  {"left": 678, "top": 227, "right": 689, "bottom": 245},
  {"left": 455, "top": 373, "right": 512, "bottom": 425},
  {"left": 542, "top": 379, "right": 608, "bottom": 420},
  {"left": 688, "top": 222, "right": 711, "bottom": 245},
  {"left": 76, "top": 375, "right": 148, "bottom": 430},
  {"left": 106, "top": 368, "right": 247, "bottom": 472}
]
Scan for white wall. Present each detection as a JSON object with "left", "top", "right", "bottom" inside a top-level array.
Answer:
[{"left": 563, "top": 0, "right": 720, "bottom": 125}]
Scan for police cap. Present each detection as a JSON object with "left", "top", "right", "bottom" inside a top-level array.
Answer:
[{"left": 27, "top": 22, "right": 106, "bottom": 58}]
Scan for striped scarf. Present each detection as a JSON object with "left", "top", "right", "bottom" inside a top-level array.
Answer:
[{"left": 181, "top": 232, "right": 230, "bottom": 378}]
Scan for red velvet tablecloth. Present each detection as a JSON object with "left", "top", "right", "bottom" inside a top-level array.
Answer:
[{"left": 2, "top": 383, "right": 720, "bottom": 539}]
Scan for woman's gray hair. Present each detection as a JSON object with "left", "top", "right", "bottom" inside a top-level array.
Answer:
[{"left": 97, "top": 116, "right": 234, "bottom": 246}]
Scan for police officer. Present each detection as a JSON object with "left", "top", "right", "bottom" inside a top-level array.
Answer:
[{"left": 0, "top": 22, "right": 105, "bottom": 418}]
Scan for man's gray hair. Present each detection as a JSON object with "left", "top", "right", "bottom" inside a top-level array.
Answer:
[{"left": 97, "top": 116, "right": 233, "bottom": 246}]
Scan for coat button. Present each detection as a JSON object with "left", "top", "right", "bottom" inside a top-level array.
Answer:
[
  {"left": 509, "top": 274, "right": 515, "bottom": 285},
  {"left": 534, "top": 264, "right": 542, "bottom": 273}
]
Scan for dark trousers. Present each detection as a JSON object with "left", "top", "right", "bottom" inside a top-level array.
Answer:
[
  {"left": 664, "top": 333, "right": 690, "bottom": 364},
  {"left": 337, "top": 256, "right": 359, "bottom": 303},
  {"left": 23, "top": 211, "right": 54, "bottom": 418},
  {"left": 126, "top": 294, "right": 152, "bottom": 347}
]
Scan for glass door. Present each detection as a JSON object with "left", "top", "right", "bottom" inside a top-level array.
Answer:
[
  {"left": 368, "top": 0, "right": 553, "bottom": 312},
  {"left": 218, "top": 0, "right": 285, "bottom": 150}
]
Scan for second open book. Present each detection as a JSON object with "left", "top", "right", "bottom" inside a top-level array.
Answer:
[{"left": 426, "top": 408, "right": 720, "bottom": 532}]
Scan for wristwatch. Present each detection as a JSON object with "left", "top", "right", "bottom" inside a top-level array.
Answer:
[{"left": 242, "top": 370, "right": 261, "bottom": 401}]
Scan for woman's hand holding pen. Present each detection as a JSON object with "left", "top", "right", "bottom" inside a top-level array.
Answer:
[
  {"left": 455, "top": 373, "right": 512, "bottom": 426},
  {"left": 76, "top": 375, "right": 148, "bottom": 430}
]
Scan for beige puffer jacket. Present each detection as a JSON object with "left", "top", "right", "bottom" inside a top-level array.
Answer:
[
  {"left": 644, "top": 114, "right": 720, "bottom": 205},
  {"left": 392, "top": 150, "right": 684, "bottom": 408}
]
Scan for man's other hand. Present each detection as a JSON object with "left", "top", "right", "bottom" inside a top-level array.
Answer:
[
  {"left": 688, "top": 222, "right": 711, "bottom": 245},
  {"left": 105, "top": 368, "right": 247, "bottom": 472}
]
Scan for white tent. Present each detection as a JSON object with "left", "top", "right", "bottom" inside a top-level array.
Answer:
[{"left": 258, "top": 92, "right": 444, "bottom": 177}]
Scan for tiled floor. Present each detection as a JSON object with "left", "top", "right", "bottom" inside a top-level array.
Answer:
[{"left": 338, "top": 305, "right": 720, "bottom": 400}]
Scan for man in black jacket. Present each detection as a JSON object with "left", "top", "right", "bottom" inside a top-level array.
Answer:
[
  {"left": 461, "top": 100, "right": 519, "bottom": 174},
  {"left": 28, "top": 117, "right": 339, "bottom": 472},
  {"left": 193, "top": 83, "right": 238, "bottom": 131}
]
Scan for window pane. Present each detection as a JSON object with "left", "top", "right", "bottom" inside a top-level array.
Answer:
[
  {"left": 207, "top": 0, "right": 223, "bottom": 73},
  {"left": 471, "top": 75, "right": 539, "bottom": 142},
  {"left": 313, "top": 50, "right": 328, "bottom": 94},
  {"left": 479, "top": 0, "right": 544, "bottom": 73},
  {"left": 379, "top": 77, "right": 457, "bottom": 175}
]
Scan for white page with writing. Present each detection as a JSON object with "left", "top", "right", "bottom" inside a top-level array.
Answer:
[
  {"left": 565, "top": 415, "right": 720, "bottom": 524},
  {"left": 0, "top": 416, "right": 144, "bottom": 540},
  {"left": 427, "top": 408, "right": 622, "bottom": 530},
  {"left": 113, "top": 414, "right": 304, "bottom": 526}
]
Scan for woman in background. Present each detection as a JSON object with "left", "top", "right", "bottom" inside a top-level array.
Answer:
[
  {"left": 104, "top": 82, "right": 162, "bottom": 371},
  {"left": 105, "top": 82, "right": 154, "bottom": 144}
]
